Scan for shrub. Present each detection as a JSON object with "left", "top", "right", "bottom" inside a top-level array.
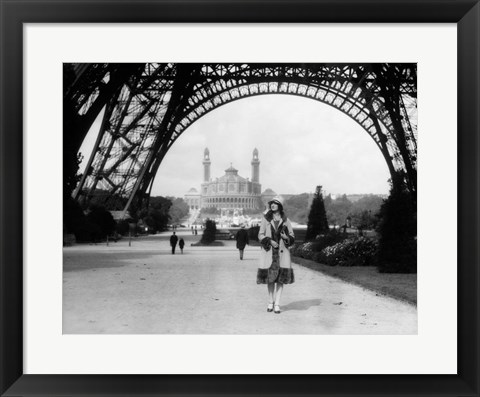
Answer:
[
  {"left": 290, "top": 230, "right": 348, "bottom": 260},
  {"left": 87, "top": 205, "right": 116, "bottom": 238},
  {"left": 315, "top": 230, "right": 349, "bottom": 249},
  {"left": 200, "top": 219, "right": 217, "bottom": 244},
  {"left": 63, "top": 233, "right": 76, "bottom": 246},
  {"left": 71, "top": 217, "right": 100, "bottom": 243},
  {"left": 289, "top": 241, "right": 319, "bottom": 259},
  {"left": 320, "top": 237, "right": 378, "bottom": 266},
  {"left": 291, "top": 235, "right": 378, "bottom": 267},
  {"left": 64, "top": 197, "right": 87, "bottom": 237},
  {"left": 116, "top": 220, "right": 131, "bottom": 236},
  {"left": 288, "top": 242, "right": 302, "bottom": 257},
  {"left": 377, "top": 174, "right": 417, "bottom": 273}
]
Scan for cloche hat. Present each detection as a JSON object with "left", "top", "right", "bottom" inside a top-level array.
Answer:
[{"left": 268, "top": 196, "right": 284, "bottom": 210}]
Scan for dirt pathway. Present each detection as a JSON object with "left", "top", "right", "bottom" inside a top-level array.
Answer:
[{"left": 63, "top": 232, "right": 417, "bottom": 334}]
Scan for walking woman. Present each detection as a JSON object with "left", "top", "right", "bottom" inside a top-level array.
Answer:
[{"left": 257, "top": 197, "right": 295, "bottom": 314}]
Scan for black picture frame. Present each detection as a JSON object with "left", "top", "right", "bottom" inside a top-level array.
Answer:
[{"left": 1, "top": 1, "right": 478, "bottom": 396}]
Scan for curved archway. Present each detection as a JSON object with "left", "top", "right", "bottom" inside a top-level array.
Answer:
[
  {"left": 170, "top": 90, "right": 396, "bottom": 173},
  {"left": 181, "top": 82, "right": 392, "bottom": 155},
  {"left": 154, "top": 94, "right": 391, "bottom": 202},
  {"left": 70, "top": 63, "right": 416, "bottom": 214}
]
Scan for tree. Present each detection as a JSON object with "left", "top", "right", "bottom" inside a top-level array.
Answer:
[
  {"left": 150, "top": 196, "right": 172, "bottom": 211},
  {"left": 351, "top": 210, "right": 376, "bottom": 234},
  {"left": 143, "top": 196, "right": 172, "bottom": 231},
  {"left": 64, "top": 152, "right": 83, "bottom": 201},
  {"left": 284, "top": 193, "right": 311, "bottom": 224},
  {"left": 323, "top": 194, "right": 333, "bottom": 208},
  {"left": 86, "top": 205, "right": 116, "bottom": 238},
  {"left": 352, "top": 195, "right": 384, "bottom": 214},
  {"left": 200, "top": 219, "right": 217, "bottom": 244},
  {"left": 64, "top": 197, "right": 93, "bottom": 241},
  {"left": 305, "top": 186, "right": 329, "bottom": 241},
  {"left": 377, "top": 174, "right": 417, "bottom": 273},
  {"left": 168, "top": 197, "right": 190, "bottom": 224},
  {"left": 87, "top": 189, "right": 128, "bottom": 211},
  {"left": 63, "top": 153, "right": 85, "bottom": 237},
  {"left": 325, "top": 194, "right": 353, "bottom": 227},
  {"left": 63, "top": 65, "right": 84, "bottom": 206},
  {"left": 116, "top": 219, "right": 131, "bottom": 236},
  {"left": 350, "top": 195, "right": 384, "bottom": 232}
]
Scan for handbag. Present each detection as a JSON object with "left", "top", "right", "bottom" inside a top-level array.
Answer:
[{"left": 258, "top": 246, "right": 273, "bottom": 269}]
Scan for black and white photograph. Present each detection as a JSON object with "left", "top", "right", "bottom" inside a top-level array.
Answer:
[
  {"left": 4, "top": 0, "right": 480, "bottom": 394},
  {"left": 63, "top": 63, "right": 417, "bottom": 334}
]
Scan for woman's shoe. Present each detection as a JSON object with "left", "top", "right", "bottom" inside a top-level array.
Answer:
[
  {"left": 267, "top": 303, "right": 274, "bottom": 312},
  {"left": 274, "top": 305, "right": 281, "bottom": 314}
]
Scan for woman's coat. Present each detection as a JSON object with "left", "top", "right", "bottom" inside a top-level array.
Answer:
[{"left": 257, "top": 212, "right": 295, "bottom": 270}]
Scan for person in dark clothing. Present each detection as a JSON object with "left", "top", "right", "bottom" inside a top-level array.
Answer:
[
  {"left": 170, "top": 232, "right": 178, "bottom": 254},
  {"left": 235, "top": 224, "right": 250, "bottom": 260},
  {"left": 179, "top": 238, "right": 185, "bottom": 254}
]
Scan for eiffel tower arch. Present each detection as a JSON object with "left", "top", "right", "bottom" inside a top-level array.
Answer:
[{"left": 64, "top": 63, "right": 417, "bottom": 217}]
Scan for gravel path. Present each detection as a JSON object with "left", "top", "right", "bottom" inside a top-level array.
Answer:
[{"left": 63, "top": 231, "right": 417, "bottom": 334}]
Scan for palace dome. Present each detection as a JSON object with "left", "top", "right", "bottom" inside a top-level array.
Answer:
[
  {"left": 262, "top": 188, "right": 277, "bottom": 195},
  {"left": 217, "top": 164, "right": 247, "bottom": 183}
]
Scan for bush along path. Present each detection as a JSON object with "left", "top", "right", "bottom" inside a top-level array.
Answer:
[{"left": 290, "top": 240, "right": 417, "bottom": 305}]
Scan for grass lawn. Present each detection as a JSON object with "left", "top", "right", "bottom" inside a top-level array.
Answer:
[{"left": 292, "top": 255, "right": 417, "bottom": 306}]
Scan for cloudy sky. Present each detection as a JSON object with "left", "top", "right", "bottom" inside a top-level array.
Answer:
[{"left": 80, "top": 95, "right": 390, "bottom": 198}]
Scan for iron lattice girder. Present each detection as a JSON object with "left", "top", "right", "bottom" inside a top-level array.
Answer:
[{"left": 71, "top": 63, "right": 417, "bottom": 214}]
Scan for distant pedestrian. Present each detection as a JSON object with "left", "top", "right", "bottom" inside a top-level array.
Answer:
[
  {"left": 257, "top": 197, "right": 295, "bottom": 314},
  {"left": 170, "top": 232, "right": 178, "bottom": 254},
  {"left": 179, "top": 238, "right": 185, "bottom": 254},
  {"left": 195, "top": 225, "right": 198, "bottom": 235},
  {"left": 191, "top": 226, "right": 194, "bottom": 235},
  {"left": 235, "top": 225, "right": 249, "bottom": 260}
]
